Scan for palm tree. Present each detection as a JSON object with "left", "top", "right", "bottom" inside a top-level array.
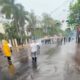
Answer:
[
  {"left": 0, "top": 0, "right": 28, "bottom": 44},
  {"left": 0, "top": 0, "right": 15, "bottom": 19},
  {"left": 12, "top": 4, "right": 28, "bottom": 43}
]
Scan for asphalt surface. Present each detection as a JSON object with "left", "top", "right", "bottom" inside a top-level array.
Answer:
[{"left": 1, "top": 40, "right": 80, "bottom": 80}]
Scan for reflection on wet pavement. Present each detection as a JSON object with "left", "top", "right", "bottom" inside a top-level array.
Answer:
[
  {"left": 64, "top": 42, "right": 80, "bottom": 80},
  {"left": 1, "top": 41, "right": 80, "bottom": 80},
  {"left": 0, "top": 67, "right": 2, "bottom": 80},
  {"left": 28, "top": 41, "right": 80, "bottom": 80},
  {"left": 74, "top": 44, "right": 80, "bottom": 66},
  {"left": 8, "top": 64, "right": 15, "bottom": 78}
]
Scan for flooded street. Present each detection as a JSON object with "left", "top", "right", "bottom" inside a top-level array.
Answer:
[
  {"left": 1, "top": 41, "right": 80, "bottom": 80},
  {"left": 0, "top": 0, "right": 79, "bottom": 79},
  {"left": 29, "top": 41, "right": 77, "bottom": 80}
]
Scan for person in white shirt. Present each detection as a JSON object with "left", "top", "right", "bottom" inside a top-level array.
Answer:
[{"left": 30, "top": 40, "right": 38, "bottom": 64}]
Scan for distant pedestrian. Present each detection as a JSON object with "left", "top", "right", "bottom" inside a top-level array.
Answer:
[
  {"left": 64, "top": 37, "right": 66, "bottom": 44},
  {"left": 37, "top": 44, "right": 40, "bottom": 55},
  {"left": 68, "top": 37, "right": 71, "bottom": 42},
  {"left": 2, "top": 40, "right": 12, "bottom": 65},
  {"left": 60, "top": 38, "right": 63, "bottom": 45}
]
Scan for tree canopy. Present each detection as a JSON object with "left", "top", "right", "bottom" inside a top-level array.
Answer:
[
  {"left": 0, "top": 0, "right": 62, "bottom": 42},
  {"left": 68, "top": 0, "right": 80, "bottom": 28},
  {"left": 42, "top": 13, "right": 61, "bottom": 36}
]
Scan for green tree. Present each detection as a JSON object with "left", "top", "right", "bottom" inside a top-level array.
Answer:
[
  {"left": 27, "top": 11, "right": 37, "bottom": 39},
  {"left": 42, "top": 13, "right": 61, "bottom": 36},
  {"left": 68, "top": 0, "right": 80, "bottom": 28},
  {"left": 12, "top": 4, "right": 28, "bottom": 43},
  {"left": 0, "top": 0, "right": 16, "bottom": 19},
  {"left": 0, "top": 0, "right": 28, "bottom": 44}
]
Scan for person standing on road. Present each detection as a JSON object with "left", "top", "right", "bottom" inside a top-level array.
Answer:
[
  {"left": 30, "top": 41, "right": 38, "bottom": 65},
  {"left": 2, "top": 40, "right": 12, "bottom": 65},
  {"left": 64, "top": 37, "right": 66, "bottom": 44},
  {"left": 68, "top": 37, "right": 71, "bottom": 42},
  {"left": 60, "top": 38, "right": 63, "bottom": 45}
]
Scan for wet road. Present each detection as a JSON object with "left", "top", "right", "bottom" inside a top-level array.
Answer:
[{"left": 1, "top": 41, "right": 80, "bottom": 80}]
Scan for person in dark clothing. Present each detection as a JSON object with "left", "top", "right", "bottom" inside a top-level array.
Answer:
[
  {"left": 68, "top": 37, "right": 71, "bottom": 42},
  {"left": 64, "top": 37, "right": 66, "bottom": 44}
]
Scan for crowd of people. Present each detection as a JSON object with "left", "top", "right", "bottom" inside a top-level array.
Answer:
[{"left": 0, "top": 36, "right": 72, "bottom": 68}]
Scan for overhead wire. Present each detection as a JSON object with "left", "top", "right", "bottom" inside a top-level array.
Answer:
[{"left": 50, "top": 0, "right": 73, "bottom": 14}]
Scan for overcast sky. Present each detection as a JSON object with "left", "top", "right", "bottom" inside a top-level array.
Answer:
[
  {"left": 16, "top": 0, "right": 74, "bottom": 30},
  {"left": 16, "top": 0, "right": 74, "bottom": 20}
]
